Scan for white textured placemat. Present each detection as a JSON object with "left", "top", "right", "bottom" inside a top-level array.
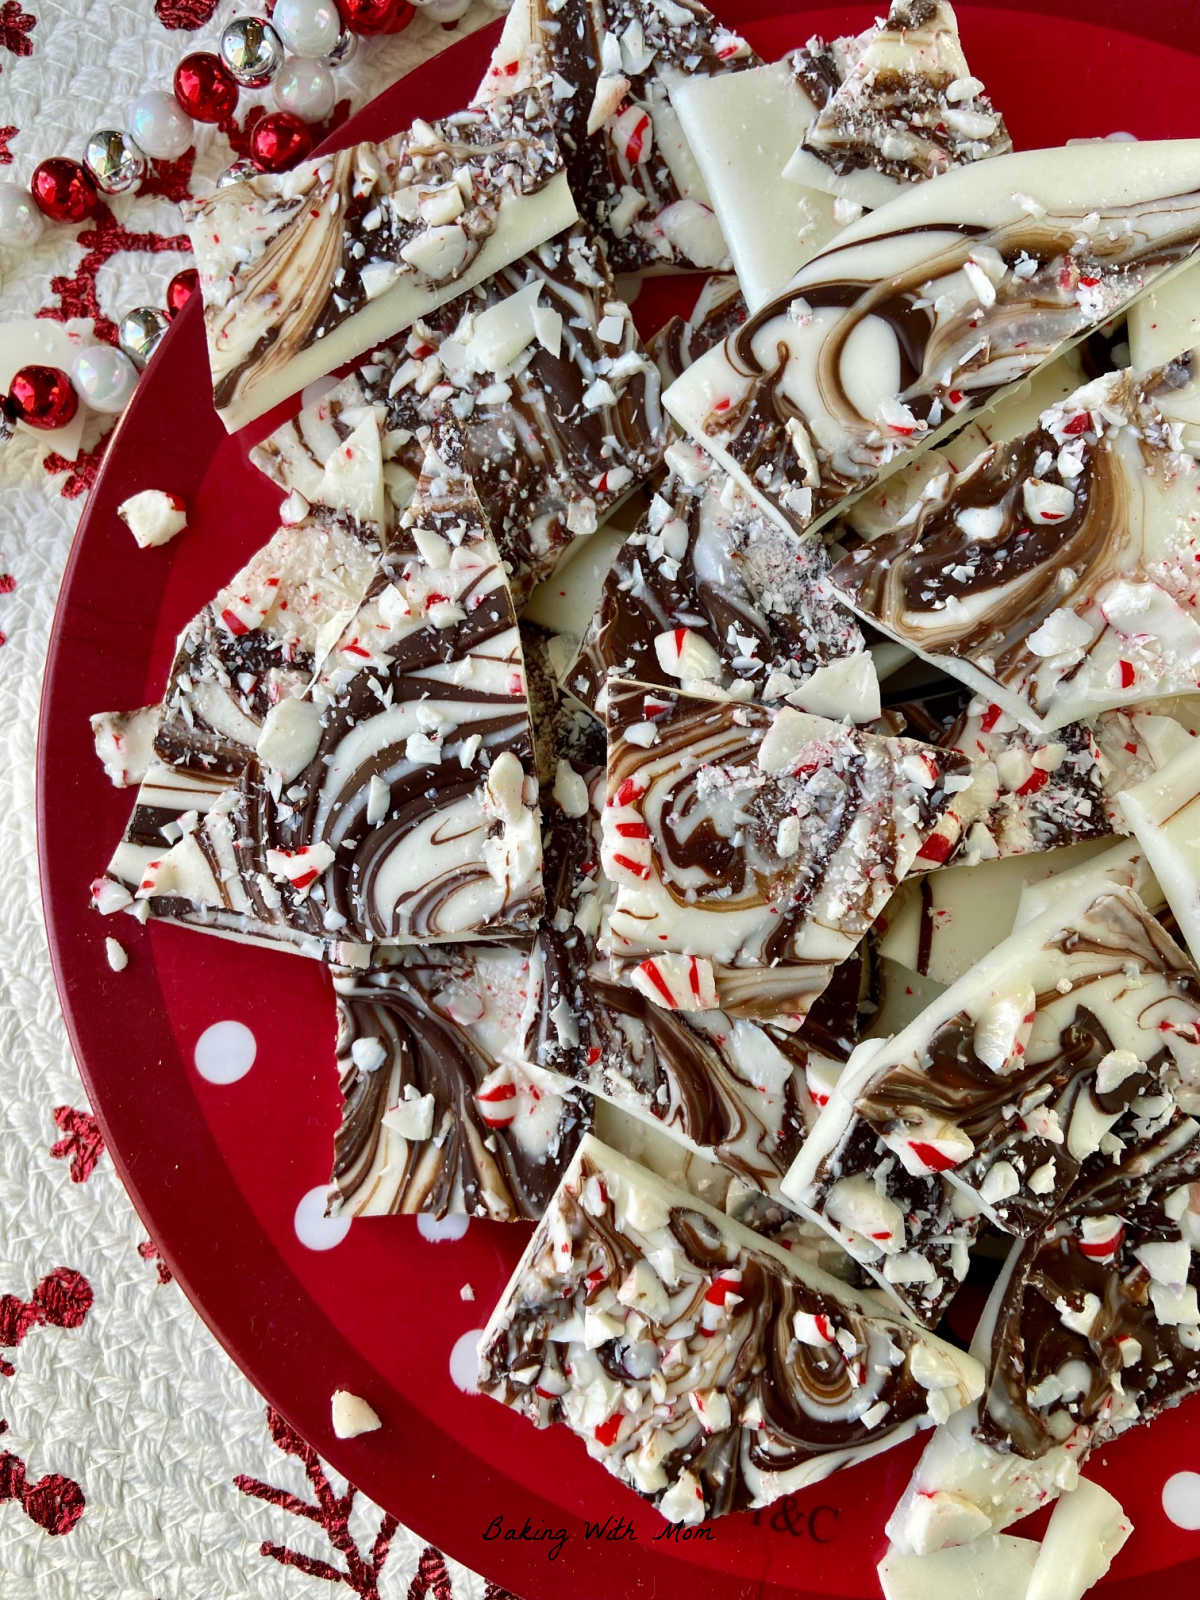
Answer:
[{"left": 0, "top": 4, "right": 523, "bottom": 1594}]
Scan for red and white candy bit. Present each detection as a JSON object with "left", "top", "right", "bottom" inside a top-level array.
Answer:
[
  {"left": 614, "top": 105, "right": 653, "bottom": 166},
  {"left": 914, "top": 821, "right": 956, "bottom": 866},
  {"left": 630, "top": 953, "right": 719, "bottom": 1013},
  {"left": 264, "top": 842, "right": 335, "bottom": 898},
  {"left": 90, "top": 875, "right": 133, "bottom": 915},
  {"left": 1077, "top": 1215, "right": 1125, "bottom": 1260},
  {"left": 653, "top": 626, "right": 722, "bottom": 682},
  {"left": 900, "top": 1127, "right": 975, "bottom": 1176},
  {"left": 476, "top": 1065, "right": 518, "bottom": 1129},
  {"left": 699, "top": 1270, "right": 743, "bottom": 1336},
  {"left": 792, "top": 1310, "right": 836, "bottom": 1346},
  {"left": 602, "top": 779, "right": 653, "bottom": 882},
  {"left": 219, "top": 588, "right": 273, "bottom": 637}
]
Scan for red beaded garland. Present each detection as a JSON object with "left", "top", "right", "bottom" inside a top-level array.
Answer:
[
  {"left": 165, "top": 267, "right": 200, "bottom": 319},
  {"left": 339, "top": 0, "right": 414, "bottom": 38},
  {"left": 8, "top": 365, "right": 80, "bottom": 431},
  {"left": 248, "top": 112, "right": 313, "bottom": 173},
  {"left": 173, "top": 53, "right": 240, "bottom": 124},
  {"left": 30, "top": 159, "right": 101, "bottom": 224}
]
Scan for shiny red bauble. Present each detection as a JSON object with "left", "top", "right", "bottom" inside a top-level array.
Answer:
[
  {"left": 248, "top": 111, "right": 313, "bottom": 173},
  {"left": 30, "top": 159, "right": 101, "bottom": 224},
  {"left": 339, "top": 0, "right": 414, "bottom": 37},
  {"left": 8, "top": 365, "right": 79, "bottom": 431},
  {"left": 174, "top": 52, "right": 240, "bottom": 124},
  {"left": 165, "top": 267, "right": 200, "bottom": 319}
]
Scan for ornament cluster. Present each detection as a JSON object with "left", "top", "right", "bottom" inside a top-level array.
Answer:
[{"left": 0, "top": 0, "right": 504, "bottom": 440}]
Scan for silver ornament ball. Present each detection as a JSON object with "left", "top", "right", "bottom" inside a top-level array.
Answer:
[
  {"left": 324, "top": 27, "right": 357, "bottom": 67},
  {"left": 217, "top": 157, "right": 261, "bottom": 189},
  {"left": 219, "top": 16, "right": 285, "bottom": 88},
  {"left": 83, "top": 129, "right": 148, "bottom": 196},
  {"left": 118, "top": 306, "right": 171, "bottom": 369}
]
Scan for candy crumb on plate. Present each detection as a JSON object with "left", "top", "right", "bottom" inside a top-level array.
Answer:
[
  {"left": 116, "top": 489, "right": 187, "bottom": 549},
  {"left": 330, "top": 1390, "right": 382, "bottom": 1440}
]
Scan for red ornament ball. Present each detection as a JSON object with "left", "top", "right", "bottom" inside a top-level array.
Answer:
[
  {"left": 30, "top": 159, "right": 100, "bottom": 224},
  {"left": 339, "top": 0, "right": 414, "bottom": 37},
  {"left": 165, "top": 267, "right": 200, "bottom": 319},
  {"left": 248, "top": 111, "right": 313, "bottom": 173},
  {"left": 174, "top": 52, "right": 239, "bottom": 124},
  {"left": 8, "top": 365, "right": 79, "bottom": 431}
]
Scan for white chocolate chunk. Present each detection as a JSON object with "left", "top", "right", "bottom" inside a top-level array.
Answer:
[
  {"left": 878, "top": 1534, "right": 1038, "bottom": 1600},
  {"left": 118, "top": 489, "right": 187, "bottom": 549},
  {"left": 1025, "top": 1478, "right": 1132, "bottom": 1600}
]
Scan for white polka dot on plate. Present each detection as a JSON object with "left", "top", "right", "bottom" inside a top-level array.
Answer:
[
  {"left": 450, "top": 1328, "right": 485, "bottom": 1395},
  {"left": 1163, "top": 1471, "right": 1200, "bottom": 1530},
  {"left": 294, "top": 1186, "right": 352, "bottom": 1251},
  {"left": 417, "top": 1213, "right": 470, "bottom": 1243},
  {"left": 193, "top": 1020, "right": 257, "bottom": 1084}
]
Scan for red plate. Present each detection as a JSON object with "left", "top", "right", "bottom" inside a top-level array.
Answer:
[{"left": 38, "top": 5, "right": 1200, "bottom": 1596}]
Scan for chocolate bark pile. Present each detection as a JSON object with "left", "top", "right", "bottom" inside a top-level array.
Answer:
[{"left": 90, "top": 0, "right": 1200, "bottom": 1582}]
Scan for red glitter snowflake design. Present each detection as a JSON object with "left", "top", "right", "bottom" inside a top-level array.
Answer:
[
  {"left": 42, "top": 427, "right": 114, "bottom": 500},
  {"left": 154, "top": 0, "right": 220, "bottom": 28},
  {"left": 40, "top": 209, "right": 191, "bottom": 346},
  {"left": 0, "top": 2, "right": 35, "bottom": 62},
  {"left": 137, "top": 1240, "right": 173, "bottom": 1285},
  {"left": 49, "top": 1106, "right": 106, "bottom": 1183},
  {"left": 139, "top": 147, "right": 198, "bottom": 206},
  {"left": 0, "top": 1268, "right": 91, "bottom": 1537},
  {"left": 0, "top": 125, "right": 16, "bottom": 165},
  {"left": 235, "top": 1407, "right": 402, "bottom": 1596}
]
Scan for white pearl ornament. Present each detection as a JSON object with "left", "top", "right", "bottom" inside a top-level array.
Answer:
[
  {"left": 70, "top": 345, "right": 138, "bottom": 415},
  {"left": 272, "top": 0, "right": 342, "bottom": 59},
  {"left": 128, "top": 92, "right": 194, "bottom": 161},
  {"left": 0, "top": 182, "right": 45, "bottom": 247},
  {"left": 419, "top": 0, "right": 472, "bottom": 18},
  {"left": 273, "top": 57, "right": 336, "bottom": 122}
]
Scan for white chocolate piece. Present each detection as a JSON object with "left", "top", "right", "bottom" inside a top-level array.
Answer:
[
  {"left": 330, "top": 1389, "right": 382, "bottom": 1439},
  {"left": 1025, "top": 1479, "right": 1132, "bottom": 1600},
  {"left": 1117, "top": 735, "right": 1200, "bottom": 970},
  {"left": 90, "top": 704, "right": 161, "bottom": 789},
  {"left": 118, "top": 489, "right": 187, "bottom": 549},
  {"left": 878, "top": 1534, "right": 1038, "bottom": 1600},
  {"left": 666, "top": 140, "right": 1200, "bottom": 542},
  {"left": 312, "top": 414, "right": 386, "bottom": 531},
  {"left": 478, "top": 1136, "right": 982, "bottom": 1523},
  {"left": 104, "top": 936, "right": 128, "bottom": 973},
  {"left": 670, "top": 61, "right": 836, "bottom": 311}
]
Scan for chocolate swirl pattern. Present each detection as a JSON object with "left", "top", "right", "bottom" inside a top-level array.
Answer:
[
  {"left": 186, "top": 99, "right": 571, "bottom": 429},
  {"left": 665, "top": 142, "right": 1200, "bottom": 540},
  {"left": 331, "top": 945, "right": 590, "bottom": 1221},
  {"left": 477, "top": 1137, "right": 982, "bottom": 1523},
  {"left": 476, "top": 0, "right": 755, "bottom": 275},
  {"left": 601, "top": 682, "right": 968, "bottom": 1023},
  {"left": 132, "top": 430, "right": 545, "bottom": 947},
  {"left": 832, "top": 361, "right": 1200, "bottom": 734},
  {"left": 789, "top": 0, "right": 1011, "bottom": 207},
  {"left": 787, "top": 880, "right": 1200, "bottom": 1322},
  {"left": 251, "top": 228, "right": 667, "bottom": 602},
  {"left": 569, "top": 439, "right": 863, "bottom": 712}
]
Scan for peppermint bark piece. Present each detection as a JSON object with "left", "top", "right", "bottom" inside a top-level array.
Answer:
[
  {"left": 134, "top": 432, "right": 544, "bottom": 946},
  {"left": 1118, "top": 736, "right": 1200, "bottom": 970},
  {"left": 601, "top": 684, "right": 970, "bottom": 1025},
  {"left": 186, "top": 103, "right": 575, "bottom": 430},
  {"left": 786, "top": 879, "right": 1200, "bottom": 1278},
  {"left": 664, "top": 141, "right": 1200, "bottom": 540},
  {"left": 568, "top": 438, "right": 866, "bottom": 715},
  {"left": 785, "top": 0, "right": 1010, "bottom": 209},
  {"left": 251, "top": 228, "right": 668, "bottom": 601},
  {"left": 526, "top": 725, "right": 848, "bottom": 1201},
  {"left": 830, "top": 359, "right": 1200, "bottom": 735},
  {"left": 477, "top": 1135, "right": 983, "bottom": 1524},
  {"left": 98, "top": 490, "right": 389, "bottom": 956},
  {"left": 476, "top": 0, "right": 754, "bottom": 274},
  {"left": 331, "top": 944, "right": 590, "bottom": 1221}
]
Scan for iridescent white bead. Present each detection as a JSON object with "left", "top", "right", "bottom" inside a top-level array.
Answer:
[
  {"left": 273, "top": 57, "right": 336, "bottom": 122},
  {"left": 128, "top": 93, "right": 194, "bottom": 162},
  {"left": 71, "top": 344, "right": 138, "bottom": 415},
  {"left": 0, "top": 182, "right": 45, "bottom": 248},
  {"left": 273, "top": 0, "right": 341, "bottom": 58},
  {"left": 417, "top": 0, "right": 473, "bottom": 17}
]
